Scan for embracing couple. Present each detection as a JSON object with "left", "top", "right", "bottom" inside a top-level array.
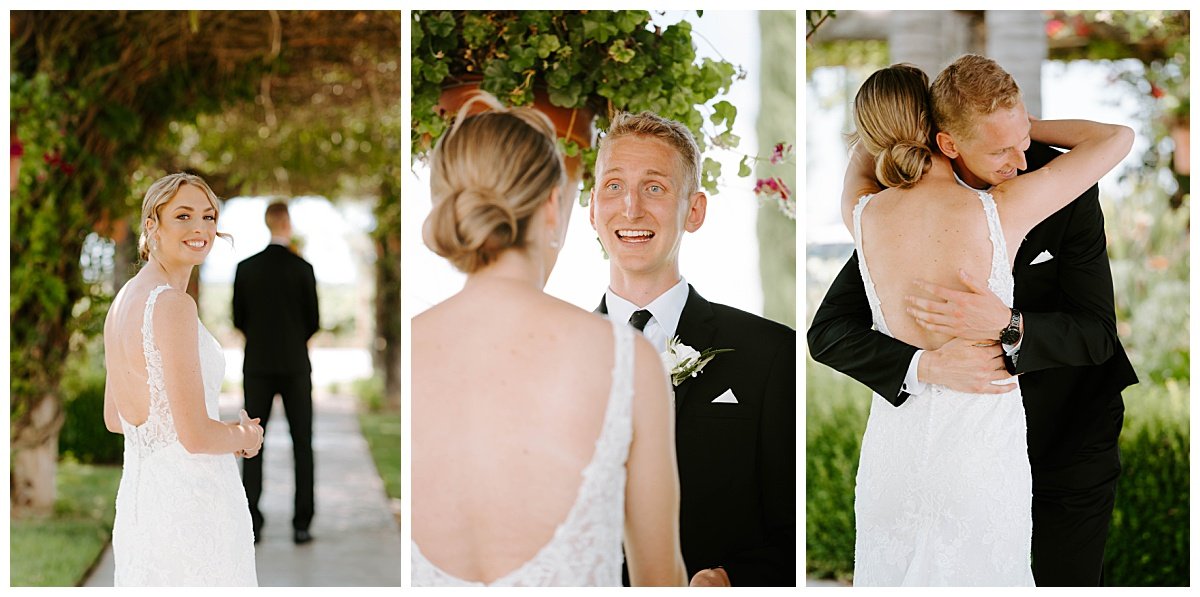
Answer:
[
  {"left": 809, "top": 54, "right": 1138, "bottom": 586},
  {"left": 411, "top": 94, "right": 796, "bottom": 587}
]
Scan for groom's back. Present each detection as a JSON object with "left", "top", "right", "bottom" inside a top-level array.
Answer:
[{"left": 412, "top": 289, "right": 621, "bottom": 583}]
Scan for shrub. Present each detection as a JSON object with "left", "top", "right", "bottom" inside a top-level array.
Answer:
[{"left": 58, "top": 349, "right": 122, "bottom": 465}]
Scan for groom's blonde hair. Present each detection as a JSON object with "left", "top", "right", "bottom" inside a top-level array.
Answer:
[
  {"left": 599, "top": 111, "right": 702, "bottom": 197},
  {"left": 424, "top": 92, "right": 566, "bottom": 274},
  {"left": 931, "top": 54, "right": 1023, "bottom": 141}
]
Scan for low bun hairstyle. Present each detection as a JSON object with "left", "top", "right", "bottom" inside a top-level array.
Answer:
[
  {"left": 851, "top": 64, "right": 934, "bottom": 189},
  {"left": 423, "top": 92, "right": 566, "bottom": 273}
]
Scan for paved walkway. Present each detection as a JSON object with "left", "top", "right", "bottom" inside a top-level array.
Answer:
[{"left": 85, "top": 389, "right": 401, "bottom": 587}]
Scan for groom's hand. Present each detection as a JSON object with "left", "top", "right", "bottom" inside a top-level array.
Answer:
[
  {"left": 907, "top": 270, "right": 1010, "bottom": 343},
  {"left": 689, "top": 567, "right": 730, "bottom": 587},
  {"left": 919, "top": 337, "right": 1015, "bottom": 394}
]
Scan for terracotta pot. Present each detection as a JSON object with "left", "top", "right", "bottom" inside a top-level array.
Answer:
[
  {"left": 1170, "top": 124, "right": 1189, "bottom": 175},
  {"left": 439, "top": 77, "right": 595, "bottom": 184}
]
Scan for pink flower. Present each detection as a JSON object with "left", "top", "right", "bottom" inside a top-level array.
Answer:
[{"left": 769, "top": 142, "right": 793, "bottom": 165}]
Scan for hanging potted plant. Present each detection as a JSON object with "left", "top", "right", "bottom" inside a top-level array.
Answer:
[{"left": 411, "top": 10, "right": 742, "bottom": 198}]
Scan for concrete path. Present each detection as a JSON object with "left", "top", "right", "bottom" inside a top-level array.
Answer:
[{"left": 85, "top": 389, "right": 401, "bottom": 587}]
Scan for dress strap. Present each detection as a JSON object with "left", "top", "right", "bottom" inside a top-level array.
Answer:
[
  {"left": 975, "top": 191, "right": 1015, "bottom": 304},
  {"left": 136, "top": 284, "right": 179, "bottom": 449}
]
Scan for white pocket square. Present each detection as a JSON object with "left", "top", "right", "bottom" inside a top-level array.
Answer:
[
  {"left": 712, "top": 389, "right": 738, "bottom": 404},
  {"left": 1030, "top": 250, "right": 1054, "bottom": 265}
]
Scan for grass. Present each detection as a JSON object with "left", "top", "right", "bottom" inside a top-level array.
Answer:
[
  {"left": 804, "top": 358, "right": 1190, "bottom": 586},
  {"left": 10, "top": 460, "right": 122, "bottom": 587},
  {"left": 358, "top": 409, "right": 401, "bottom": 502}
]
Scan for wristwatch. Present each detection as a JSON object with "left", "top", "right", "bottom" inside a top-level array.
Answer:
[{"left": 999, "top": 308, "right": 1022, "bottom": 345}]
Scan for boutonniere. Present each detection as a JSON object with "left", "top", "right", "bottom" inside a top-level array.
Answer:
[{"left": 660, "top": 336, "right": 733, "bottom": 387}]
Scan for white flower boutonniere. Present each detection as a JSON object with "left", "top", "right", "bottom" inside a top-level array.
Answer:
[{"left": 660, "top": 336, "right": 733, "bottom": 387}]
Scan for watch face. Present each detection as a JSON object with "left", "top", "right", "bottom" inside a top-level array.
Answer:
[{"left": 1000, "top": 329, "right": 1019, "bottom": 344}]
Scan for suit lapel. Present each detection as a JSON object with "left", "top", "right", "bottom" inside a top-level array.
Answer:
[{"left": 671, "top": 286, "right": 717, "bottom": 414}]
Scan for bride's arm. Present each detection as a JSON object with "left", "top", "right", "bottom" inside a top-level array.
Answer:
[
  {"left": 102, "top": 319, "right": 123, "bottom": 434},
  {"left": 624, "top": 336, "right": 687, "bottom": 587},
  {"left": 840, "top": 141, "right": 883, "bottom": 235},
  {"left": 994, "top": 118, "right": 1133, "bottom": 239},
  {"left": 154, "top": 290, "right": 263, "bottom": 455}
]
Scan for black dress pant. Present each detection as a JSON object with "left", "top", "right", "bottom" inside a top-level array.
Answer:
[
  {"left": 1031, "top": 395, "right": 1124, "bottom": 586},
  {"left": 242, "top": 372, "right": 315, "bottom": 532}
]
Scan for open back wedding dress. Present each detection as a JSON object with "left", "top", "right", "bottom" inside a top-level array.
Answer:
[
  {"left": 851, "top": 190, "right": 1034, "bottom": 586},
  {"left": 112, "top": 284, "right": 257, "bottom": 586},
  {"left": 411, "top": 319, "right": 635, "bottom": 586}
]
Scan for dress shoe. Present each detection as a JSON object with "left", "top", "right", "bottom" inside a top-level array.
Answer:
[{"left": 293, "top": 529, "right": 313, "bottom": 544}]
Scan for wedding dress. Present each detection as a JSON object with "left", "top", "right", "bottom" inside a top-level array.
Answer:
[
  {"left": 112, "top": 284, "right": 257, "bottom": 586},
  {"left": 411, "top": 319, "right": 635, "bottom": 586},
  {"left": 851, "top": 190, "right": 1035, "bottom": 586}
]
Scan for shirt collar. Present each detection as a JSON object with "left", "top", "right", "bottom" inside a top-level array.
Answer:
[
  {"left": 952, "top": 168, "right": 994, "bottom": 192},
  {"left": 605, "top": 276, "right": 689, "bottom": 339}
]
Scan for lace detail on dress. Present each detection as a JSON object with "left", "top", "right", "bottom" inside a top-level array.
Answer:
[
  {"left": 122, "top": 284, "right": 179, "bottom": 457},
  {"left": 411, "top": 319, "right": 635, "bottom": 587},
  {"left": 850, "top": 190, "right": 1032, "bottom": 586},
  {"left": 976, "top": 190, "right": 1014, "bottom": 304},
  {"left": 852, "top": 194, "right": 892, "bottom": 337},
  {"left": 112, "top": 284, "right": 257, "bottom": 586}
]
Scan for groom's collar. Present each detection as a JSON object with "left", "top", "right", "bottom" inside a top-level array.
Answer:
[
  {"left": 603, "top": 277, "right": 689, "bottom": 340},
  {"left": 952, "top": 168, "right": 995, "bottom": 192}
]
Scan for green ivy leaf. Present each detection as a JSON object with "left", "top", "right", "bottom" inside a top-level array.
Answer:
[
  {"left": 710, "top": 100, "right": 736, "bottom": 127},
  {"left": 608, "top": 39, "right": 635, "bottom": 64},
  {"left": 426, "top": 11, "right": 456, "bottom": 38},
  {"left": 534, "top": 34, "right": 562, "bottom": 59},
  {"left": 738, "top": 155, "right": 751, "bottom": 178}
]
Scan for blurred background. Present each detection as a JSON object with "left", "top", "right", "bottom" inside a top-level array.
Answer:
[
  {"left": 804, "top": 10, "right": 1189, "bottom": 587},
  {"left": 10, "top": 11, "right": 401, "bottom": 586}
]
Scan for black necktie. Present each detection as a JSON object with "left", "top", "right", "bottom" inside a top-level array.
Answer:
[{"left": 628, "top": 309, "right": 652, "bottom": 332}]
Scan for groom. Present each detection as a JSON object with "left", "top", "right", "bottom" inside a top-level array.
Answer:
[
  {"left": 591, "top": 111, "right": 796, "bottom": 586},
  {"left": 808, "top": 54, "right": 1137, "bottom": 586},
  {"left": 234, "top": 201, "right": 321, "bottom": 545}
]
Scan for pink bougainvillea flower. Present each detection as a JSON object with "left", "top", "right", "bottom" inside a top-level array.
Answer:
[{"left": 769, "top": 142, "right": 793, "bottom": 165}]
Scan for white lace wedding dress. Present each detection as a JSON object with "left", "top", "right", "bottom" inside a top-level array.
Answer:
[
  {"left": 411, "top": 319, "right": 634, "bottom": 586},
  {"left": 851, "top": 191, "right": 1034, "bottom": 586},
  {"left": 112, "top": 284, "right": 257, "bottom": 586}
]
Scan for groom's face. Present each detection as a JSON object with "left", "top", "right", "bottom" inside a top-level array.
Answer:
[
  {"left": 590, "top": 135, "right": 705, "bottom": 279},
  {"left": 941, "top": 101, "right": 1032, "bottom": 188}
]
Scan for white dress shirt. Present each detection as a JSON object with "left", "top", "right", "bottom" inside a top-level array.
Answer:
[{"left": 605, "top": 277, "right": 690, "bottom": 353}]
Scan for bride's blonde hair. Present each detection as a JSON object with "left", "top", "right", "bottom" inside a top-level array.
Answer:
[
  {"left": 850, "top": 63, "right": 934, "bottom": 189},
  {"left": 423, "top": 92, "right": 566, "bottom": 273},
  {"left": 138, "top": 172, "right": 232, "bottom": 262}
]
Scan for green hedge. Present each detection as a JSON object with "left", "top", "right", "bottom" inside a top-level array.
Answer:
[
  {"left": 58, "top": 356, "right": 123, "bottom": 465},
  {"left": 805, "top": 360, "right": 1190, "bottom": 586}
]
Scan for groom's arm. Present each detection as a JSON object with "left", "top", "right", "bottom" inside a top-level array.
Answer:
[{"left": 807, "top": 252, "right": 918, "bottom": 405}]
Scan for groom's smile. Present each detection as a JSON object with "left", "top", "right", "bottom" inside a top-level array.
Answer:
[{"left": 616, "top": 229, "right": 655, "bottom": 243}]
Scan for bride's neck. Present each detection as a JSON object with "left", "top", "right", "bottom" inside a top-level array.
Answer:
[
  {"left": 144, "top": 256, "right": 194, "bottom": 291},
  {"left": 463, "top": 248, "right": 546, "bottom": 293}
]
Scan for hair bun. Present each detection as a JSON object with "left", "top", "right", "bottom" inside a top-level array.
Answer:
[
  {"left": 876, "top": 141, "right": 932, "bottom": 189},
  {"left": 424, "top": 185, "right": 519, "bottom": 272}
]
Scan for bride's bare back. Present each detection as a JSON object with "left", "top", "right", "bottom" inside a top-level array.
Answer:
[
  {"left": 858, "top": 158, "right": 999, "bottom": 351},
  {"left": 412, "top": 283, "right": 626, "bottom": 582},
  {"left": 104, "top": 277, "right": 175, "bottom": 427}
]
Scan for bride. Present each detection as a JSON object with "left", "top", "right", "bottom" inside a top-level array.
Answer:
[
  {"left": 411, "top": 94, "right": 687, "bottom": 586},
  {"left": 839, "top": 63, "right": 1131, "bottom": 585},
  {"left": 103, "top": 172, "right": 263, "bottom": 586}
]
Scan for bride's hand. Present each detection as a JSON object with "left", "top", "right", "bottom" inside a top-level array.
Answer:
[{"left": 237, "top": 409, "right": 264, "bottom": 458}]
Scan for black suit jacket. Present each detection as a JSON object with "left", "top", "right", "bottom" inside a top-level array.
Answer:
[
  {"left": 600, "top": 286, "right": 796, "bottom": 586},
  {"left": 233, "top": 244, "right": 320, "bottom": 375},
  {"left": 808, "top": 141, "right": 1138, "bottom": 467}
]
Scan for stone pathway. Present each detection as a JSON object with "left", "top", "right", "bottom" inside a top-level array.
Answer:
[{"left": 84, "top": 389, "right": 401, "bottom": 587}]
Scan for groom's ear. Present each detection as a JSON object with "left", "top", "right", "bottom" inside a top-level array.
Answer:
[
  {"left": 936, "top": 131, "right": 960, "bottom": 159},
  {"left": 588, "top": 187, "right": 597, "bottom": 230},
  {"left": 683, "top": 191, "right": 707, "bottom": 233}
]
